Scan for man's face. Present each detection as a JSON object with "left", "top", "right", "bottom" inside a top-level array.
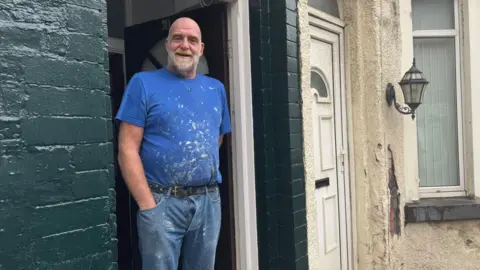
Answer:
[{"left": 165, "top": 18, "right": 204, "bottom": 78}]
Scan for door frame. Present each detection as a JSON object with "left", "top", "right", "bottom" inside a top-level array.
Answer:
[
  {"left": 308, "top": 7, "right": 355, "bottom": 270},
  {"left": 108, "top": 37, "right": 124, "bottom": 54},
  {"left": 107, "top": 37, "right": 126, "bottom": 82},
  {"left": 123, "top": 1, "right": 259, "bottom": 269}
]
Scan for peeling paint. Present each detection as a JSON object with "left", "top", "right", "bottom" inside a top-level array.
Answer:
[{"left": 387, "top": 145, "right": 401, "bottom": 236}]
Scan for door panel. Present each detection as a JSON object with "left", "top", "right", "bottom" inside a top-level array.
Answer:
[
  {"left": 119, "top": 4, "right": 235, "bottom": 269},
  {"left": 310, "top": 27, "right": 345, "bottom": 270}
]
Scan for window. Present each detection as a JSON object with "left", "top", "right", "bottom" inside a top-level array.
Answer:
[
  {"left": 308, "top": 0, "right": 340, "bottom": 18},
  {"left": 412, "top": 0, "right": 465, "bottom": 197},
  {"left": 311, "top": 70, "right": 329, "bottom": 99}
]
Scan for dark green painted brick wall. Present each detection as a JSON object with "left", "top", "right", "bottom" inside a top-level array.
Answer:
[
  {"left": 0, "top": 1, "right": 116, "bottom": 269},
  {"left": 249, "top": 0, "right": 308, "bottom": 269}
]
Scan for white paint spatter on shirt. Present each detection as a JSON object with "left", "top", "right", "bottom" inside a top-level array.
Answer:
[{"left": 158, "top": 119, "right": 215, "bottom": 186}]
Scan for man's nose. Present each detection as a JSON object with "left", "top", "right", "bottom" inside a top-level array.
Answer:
[{"left": 180, "top": 38, "right": 189, "bottom": 49}]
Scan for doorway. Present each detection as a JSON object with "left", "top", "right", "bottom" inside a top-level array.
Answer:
[
  {"left": 108, "top": 50, "right": 131, "bottom": 270},
  {"left": 109, "top": 4, "right": 236, "bottom": 270},
  {"left": 308, "top": 7, "right": 352, "bottom": 270}
]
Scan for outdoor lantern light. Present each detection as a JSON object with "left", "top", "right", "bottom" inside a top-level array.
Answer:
[{"left": 386, "top": 58, "right": 429, "bottom": 120}]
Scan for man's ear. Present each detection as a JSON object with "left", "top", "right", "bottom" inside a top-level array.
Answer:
[{"left": 200, "top": 42, "right": 205, "bottom": 56}]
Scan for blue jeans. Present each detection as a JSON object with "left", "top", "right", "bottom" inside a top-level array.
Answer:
[{"left": 136, "top": 185, "right": 222, "bottom": 270}]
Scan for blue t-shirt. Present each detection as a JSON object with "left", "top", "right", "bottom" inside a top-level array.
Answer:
[{"left": 115, "top": 68, "right": 232, "bottom": 187}]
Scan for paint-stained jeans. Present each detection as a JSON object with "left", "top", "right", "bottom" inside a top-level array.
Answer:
[{"left": 136, "top": 186, "right": 221, "bottom": 270}]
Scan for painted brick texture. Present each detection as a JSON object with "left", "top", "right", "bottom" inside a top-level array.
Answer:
[
  {"left": 249, "top": 0, "right": 308, "bottom": 269},
  {"left": 0, "top": 1, "right": 116, "bottom": 269}
]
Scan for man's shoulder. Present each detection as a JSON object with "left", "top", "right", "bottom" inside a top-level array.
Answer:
[
  {"left": 128, "top": 69, "right": 173, "bottom": 94},
  {"left": 132, "top": 69, "right": 166, "bottom": 82},
  {"left": 199, "top": 74, "right": 225, "bottom": 90}
]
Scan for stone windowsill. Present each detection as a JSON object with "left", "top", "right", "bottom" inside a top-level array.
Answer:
[{"left": 404, "top": 197, "right": 480, "bottom": 223}]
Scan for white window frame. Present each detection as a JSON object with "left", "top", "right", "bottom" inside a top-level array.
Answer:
[
  {"left": 463, "top": 0, "right": 480, "bottom": 198},
  {"left": 413, "top": 0, "right": 467, "bottom": 198}
]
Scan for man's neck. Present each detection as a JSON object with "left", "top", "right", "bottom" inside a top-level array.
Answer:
[{"left": 167, "top": 65, "right": 196, "bottom": 79}]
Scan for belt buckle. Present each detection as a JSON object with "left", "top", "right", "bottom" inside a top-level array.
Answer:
[{"left": 172, "top": 186, "right": 183, "bottom": 197}]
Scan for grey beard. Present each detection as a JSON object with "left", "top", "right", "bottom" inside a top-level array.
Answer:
[{"left": 167, "top": 52, "right": 199, "bottom": 78}]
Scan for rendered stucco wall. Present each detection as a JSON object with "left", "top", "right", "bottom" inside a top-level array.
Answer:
[
  {"left": 332, "top": 0, "right": 405, "bottom": 269},
  {"left": 299, "top": 0, "right": 480, "bottom": 269},
  {"left": 391, "top": 221, "right": 480, "bottom": 269},
  {"left": 297, "top": 0, "right": 318, "bottom": 268}
]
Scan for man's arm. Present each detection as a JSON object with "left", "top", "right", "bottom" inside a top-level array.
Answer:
[
  {"left": 218, "top": 85, "right": 231, "bottom": 146},
  {"left": 117, "top": 121, "right": 156, "bottom": 211},
  {"left": 218, "top": 135, "right": 224, "bottom": 146}
]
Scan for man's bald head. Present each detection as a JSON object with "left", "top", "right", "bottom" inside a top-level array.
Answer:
[{"left": 168, "top": 17, "right": 202, "bottom": 42}]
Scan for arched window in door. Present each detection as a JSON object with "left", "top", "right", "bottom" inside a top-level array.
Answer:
[
  {"left": 311, "top": 69, "right": 330, "bottom": 103},
  {"left": 308, "top": 0, "right": 340, "bottom": 18}
]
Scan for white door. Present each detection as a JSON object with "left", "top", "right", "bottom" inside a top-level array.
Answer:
[{"left": 309, "top": 11, "right": 350, "bottom": 270}]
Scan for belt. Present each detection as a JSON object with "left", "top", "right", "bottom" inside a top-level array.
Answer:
[{"left": 148, "top": 182, "right": 218, "bottom": 197}]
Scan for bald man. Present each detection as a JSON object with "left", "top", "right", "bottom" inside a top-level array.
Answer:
[{"left": 115, "top": 17, "right": 231, "bottom": 270}]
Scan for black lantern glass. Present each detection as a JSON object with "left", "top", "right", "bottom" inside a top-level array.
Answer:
[
  {"left": 386, "top": 58, "right": 430, "bottom": 119},
  {"left": 398, "top": 59, "right": 429, "bottom": 112}
]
